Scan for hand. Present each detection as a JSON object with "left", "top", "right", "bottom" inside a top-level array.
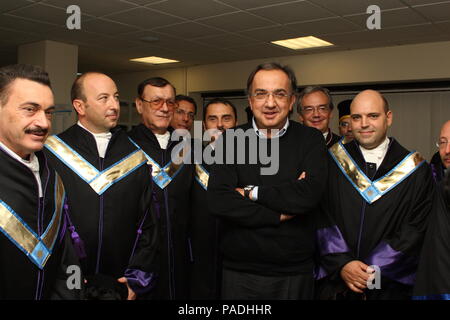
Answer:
[
  {"left": 280, "top": 214, "right": 295, "bottom": 222},
  {"left": 117, "top": 277, "right": 137, "bottom": 300},
  {"left": 340, "top": 261, "right": 371, "bottom": 293},
  {"left": 298, "top": 172, "right": 306, "bottom": 180},
  {"left": 235, "top": 188, "right": 244, "bottom": 197}
]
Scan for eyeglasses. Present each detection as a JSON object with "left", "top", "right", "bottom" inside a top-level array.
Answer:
[
  {"left": 436, "top": 140, "right": 449, "bottom": 149},
  {"left": 250, "top": 90, "right": 292, "bottom": 101},
  {"left": 175, "top": 108, "right": 195, "bottom": 120},
  {"left": 140, "top": 97, "right": 177, "bottom": 110},
  {"left": 302, "top": 105, "right": 330, "bottom": 115},
  {"left": 339, "top": 122, "right": 350, "bottom": 128}
]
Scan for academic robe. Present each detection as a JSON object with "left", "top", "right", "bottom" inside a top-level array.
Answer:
[
  {"left": 430, "top": 151, "right": 445, "bottom": 184},
  {"left": 326, "top": 130, "right": 341, "bottom": 149},
  {"left": 44, "top": 125, "right": 158, "bottom": 296},
  {"left": 413, "top": 179, "right": 450, "bottom": 300},
  {"left": 316, "top": 138, "right": 434, "bottom": 300},
  {"left": 189, "top": 144, "right": 221, "bottom": 299},
  {"left": 128, "top": 124, "right": 194, "bottom": 300},
  {"left": 0, "top": 147, "right": 77, "bottom": 300}
]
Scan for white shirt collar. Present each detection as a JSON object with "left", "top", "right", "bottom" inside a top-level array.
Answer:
[
  {"left": 154, "top": 131, "right": 171, "bottom": 150},
  {"left": 77, "top": 121, "right": 112, "bottom": 158},
  {"left": 252, "top": 117, "right": 289, "bottom": 139},
  {"left": 359, "top": 137, "right": 390, "bottom": 169},
  {"left": 0, "top": 141, "right": 42, "bottom": 197}
]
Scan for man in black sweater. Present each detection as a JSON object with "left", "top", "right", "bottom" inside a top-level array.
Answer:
[{"left": 207, "top": 62, "right": 328, "bottom": 299}]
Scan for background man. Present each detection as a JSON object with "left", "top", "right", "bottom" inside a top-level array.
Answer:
[
  {"left": 430, "top": 120, "right": 450, "bottom": 184},
  {"left": 337, "top": 99, "right": 354, "bottom": 143},
  {"left": 317, "top": 90, "right": 435, "bottom": 300},
  {"left": 45, "top": 72, "right": 158, "bottom": 300},
  {"left": 129, "top": 77, "right": 193, "bottom": 300},
  {"left": 170, "top": 94, "right": 196, "bottom": 131},
  {"left": 298, "top": 86, "right": 340, "bottom": 148}
]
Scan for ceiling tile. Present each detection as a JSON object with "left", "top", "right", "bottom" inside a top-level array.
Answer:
[
  {"left": 238, "top": 25, "right": 301, "bottom": 41},
  {"left": 435, "top": 20, "right": 450, "bottom": 34},
  {"left": 345, "top": 7, "right": 428, "bottom": 28},
  {"left": 309, "top": 0, "right": 406, "bottom": 15},
  {"left": 42, "top": 0, "right": 138, "bottom": 17},
  {"left": 249, "top": 1, "right": 334, "bottom": 24},
  {"left": 401, "top": 0, "right": 450, "bottom": 6},
  {"left": 0, "top": 27, "right": 39, "bottom": 45},
  {"left": 216, "top": 0, "right": 299, "bottom": 10},
  {"left": 105, "top": 7, "right": 183, "bottom": 29},
  {"left": 147, "top": 0, "right": 237, "bottom": 20},
  {"left": 0, "top": 0, "right": 35, "bottom": 13},
  {"left": 412, "top": 2, "right": 450, "bottom": 22},
  {"left": 82, "top": 19, "right": 140, "bottom": 35},
  {"left": 288, "top": 17, "right": 361, "bottom": 35},
  {"left": 124, "top": 0, "right": 167, "bottom": 6},
  {"left": 1, "top": 14, "right": 58, "bottom": 33},
  {"left": 192, "top": 33, "right": 260, "bottom": 48},
  {"left": 153, "top": 22, "right": 226, "bottom": 38},
  {"left": 199, "top": 11, "right": 275, "bottom": 32}
]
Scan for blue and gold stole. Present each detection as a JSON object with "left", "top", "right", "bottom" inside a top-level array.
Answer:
[
  {"left": 128, "top": 139, "right": 186, "bottom": 189},
  {"left": 195, "top": 164, "right": 209, "bottom": 190},
  {"left": 329, "top": 141, "right": 425, "bottom": 204},
  {"left": 0, "top": 174, "right": 65, "bottom": 269},
  {"left": 45, "top": 135, "right": 147, "bottom": 195}
]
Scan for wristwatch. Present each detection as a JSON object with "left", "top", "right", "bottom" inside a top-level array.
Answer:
[{"left": 243, "top": 185, "right": 255, "bottom": 199}]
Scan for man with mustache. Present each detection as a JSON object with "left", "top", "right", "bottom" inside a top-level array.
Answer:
[
  {"left": 317, "top": 90, "right": 435, "bottom": 300},
  {"left": 128, "top": 77, "right": 194, "bottom": 300},
  {"left": 208, "top": 63, "right": 328, "bottom": 299},
  {"left": 189, "top": 98, "right": 237, "bottom": 299},
  {"left": 429, "top": 120, "right": 450, "bottom": 184},
  {"left": 0, "top": 64, "right": 79, "bottom": 299},
  {"left": 298, "top": 86, "right": 340, "bottom": 148},
  {"left": 170, "top": 95, "right": 197, "bottom": 131},
  {"left": 44, "top": 72, "right": 158, "bottom": 300}
]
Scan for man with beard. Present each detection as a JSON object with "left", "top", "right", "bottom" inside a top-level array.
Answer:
[
  {"left": 44, "top": 72, "right": 158, "bottom": 300},
  {"left": 298, "top": 86, "right": 340, "bottom": 148},
  {"left": 337, "top": 99, "right": 354, "bottom": 143},
  {"left": 208, "top": 63, "right": 328, "bottom": 299},
  {"left": 189, "top": 98, "right": 237, "bottom": 299},
  {"left": 317, "top": 90, "right": 435, "bottom": 300},
  {"left": 128, "top": 77, "right": 194, "bottom": 300},
  {"left": 0, "top": 64, "right": 79, "bottom": 299},
  {"left": 430, "top": 120, "right": 450, "bottom": 184}
]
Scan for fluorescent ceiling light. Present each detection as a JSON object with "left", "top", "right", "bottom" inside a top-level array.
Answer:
[
  {"left": 130, "top": 56, "right": 180, "bottom": 64},
  {"left": 271, "top": 36, "right": 333, "bottom": 50}
]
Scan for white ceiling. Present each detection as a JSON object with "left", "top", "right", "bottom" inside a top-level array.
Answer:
[{"left": 1, "top": 0, "right": 450, "bottom": 74}]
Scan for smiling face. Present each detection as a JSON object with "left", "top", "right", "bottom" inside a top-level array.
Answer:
[
  {"left": 299, "top": 91, "right": 333, "bottom": 133},
  {"left": 439, "top": 120, "right": 450, "bottom": 168},
  {"left": 350, "top": 90, "right": 392, "bottom": 150},
  {"left": 73, "top": 73, "right": 120, "bottom": 133},
  {"left": 136, "top": 84, "right": 175, "bottom": 135},
  {"left": 0, "top": 78, "right": 54, "bottom": 159},
  {"left": 248, "top": 69, "right": 295, "bottom": 133},
  {"left": 171, "top": 99, "right": 195, "bottom": 131}
]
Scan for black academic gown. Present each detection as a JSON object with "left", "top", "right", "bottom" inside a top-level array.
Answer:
[
  {"left": 44, "top": 125, "right": 158, "bottom": 296},
  {"left": 326, "top": 129, "right": 341, "bottom": 149},
  {"left": 189, "top": 144, "right": 221, "bottom": 299},
  {"left": 413, "top": 179, "right": 450, "bottom": 300},
  {"left": 316, "top": 138, "right": 435, "bottom": 300},
  {"left": 128, "top": 124, "right": 194, "bottom": 300},
  {"left": 430, "top": 151, "right": 445, "bottom": 184},
  {"left": 0, "top": 147, "right": 77, "bottom": 300}
]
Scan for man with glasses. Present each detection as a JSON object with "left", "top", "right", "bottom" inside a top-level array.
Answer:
[
  {"left": 298, "top": 86, "right": 340, "bottom": 148},
  {"left": 337, "top": 99, "right": 354, "bottom": 143},
  {"left": 171, "top": 95, "right": 196, "bottom": 131},
  {"left": 208, "top": 62, "right": 328, "bottom": 299},
  {"left": 317, "top": 90, "right": 435, "bottom": 300},
  {"left": 44, "top": 72, "right": 159, "bottom": 300},
  {"left": 430, "top": 120, "right": 450, "bottom": 184},
  {"left": 129, "top": 77, "right": 194, "bottom": 300}
]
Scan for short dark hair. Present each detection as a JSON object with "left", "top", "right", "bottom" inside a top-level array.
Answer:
[
  {"left": 297, "top": 86, "right": 334, "bottom": 113},
  {"left": 246, "top": 62, "right": 297, "bottom": 95},
  {"left": 137, "top": 77, "right": 176, "bottom": 98},
  {"left": 175, "top": 94, "right": 197, "bottom": 114},
  {"left": 203, "top": 98, "right": 238, "bottom": 121},
  {"left": 70, "top": 71, "right": 107, "bottom": 103},
  {"left": 0, "top": 64, "right": 51, "bottom": 106}
]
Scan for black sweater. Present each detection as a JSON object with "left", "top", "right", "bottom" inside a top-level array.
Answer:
[{"left": 207, "top": 120, "right": 328, "bottom": 276}]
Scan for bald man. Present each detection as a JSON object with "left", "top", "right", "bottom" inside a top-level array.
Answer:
[
  {"left": 430, "top": 120, "right": 450, "bottom": 184},
  {"left": 316, "top": 90, "right": 435, "bottom": 300},
  {"left": 44, "top": 72, "right": 158, "bottom": 299}
]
